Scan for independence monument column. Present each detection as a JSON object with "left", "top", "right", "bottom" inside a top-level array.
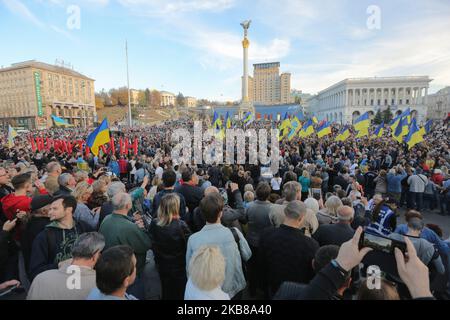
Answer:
[{"left": 239, "top": 20, "right": 255, "bottom": 119}]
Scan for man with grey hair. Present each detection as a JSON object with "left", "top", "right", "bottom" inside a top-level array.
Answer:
[
  {"left": 98, "top": 192, "right": 151, "bottom": 299},
  {"left": 44, "top": 161, "right": 62, "bottom": 195},
  {"left": 269, "top": 181, "right": 302, "bottom": 227},
  {"left": 260, "top": 200, "right": 319, "bottom": 298},
  {"left": 313, "top": 206, "right": 355, "bottom": 246},
  {"left": 53, "top": 173, "right": 77, "bottom": 197},
  {"left": 98, "top": 177, "right": 149, "bottom": 228},
  {"left": 27, "top": 232, "right": 105, "bottom": 300}
]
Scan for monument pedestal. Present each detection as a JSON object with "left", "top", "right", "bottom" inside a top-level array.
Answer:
[{"left": 238, "top": 100, "right": 255, "bottom": 119}]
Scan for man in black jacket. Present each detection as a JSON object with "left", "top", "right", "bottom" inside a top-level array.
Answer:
[
  {"left": 313, "top": 206, "right": 355, "bottom": 246},
  {"left": 259, "top": 201, "right": 319, "bottom": 298},
  {"left": 175, "top": 168, "right": 203, "bottom": 215},
  {"left": 152, "top": 170, "right": 186, "bottom": 219},
  {"left": 29, "top": 195, "right": 88, "bottom": 281}
]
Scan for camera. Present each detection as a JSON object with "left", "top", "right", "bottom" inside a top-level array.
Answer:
[{"left": 359, "top": 231, "right": 407, "bottom": 255}]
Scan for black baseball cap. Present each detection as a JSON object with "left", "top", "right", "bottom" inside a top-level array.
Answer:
[{"left": 31, "top": 195, "right": 54, "bottom": 211}]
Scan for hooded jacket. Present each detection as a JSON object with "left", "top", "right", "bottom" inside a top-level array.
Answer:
[
  {"left": 28, "top": 220, "right": 88, "bottom": 281},
  {"left": 1, "top": 188, "right": 47, "bottom": 240}
]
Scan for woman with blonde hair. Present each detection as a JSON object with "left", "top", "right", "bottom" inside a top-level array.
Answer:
[
  {"left": 302, "top": 198, "right": 320, "bottom": 237},
  {"left": 149, "top": 193, "right": 191, "bottom": 299},
  {"left": 184, "top": 245, "right": 229, "bottom": 300},
  {"left": 298, "top": 170, "right": 311, "bottom": 201},
  {"left": 147, "top": 175, "right": 162, "bottom": 202},
  {"left": 72, "top": 181, "right": 98, "bottom": 231},
  {"left": 316, "top": 195, "right": 342, "bottom": 225}
]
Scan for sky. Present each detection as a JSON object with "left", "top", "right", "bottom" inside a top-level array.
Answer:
[{"left": 1, "top": 0, "right": 450, "bottom": 101}]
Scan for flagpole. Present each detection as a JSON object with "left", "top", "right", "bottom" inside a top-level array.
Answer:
[{"left": 126, "top": 40, "right": 132, "bottom": 127}]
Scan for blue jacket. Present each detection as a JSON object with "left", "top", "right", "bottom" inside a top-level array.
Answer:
[
  {"left": 186, "top": 224, "right": 252, "bottom": 298},
  {"left": 108, "top": 161, "right": 120, "bottom": 177},
  {"left": 386, "top": 170, "right": 407, "bottom": 193},
  {"left": 395, "top": 224, "right": 450, "bottom": 255}
]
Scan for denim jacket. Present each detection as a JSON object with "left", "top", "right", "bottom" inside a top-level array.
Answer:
[{"left": 186, "top": 223, "right": 252, "bottom": 298}]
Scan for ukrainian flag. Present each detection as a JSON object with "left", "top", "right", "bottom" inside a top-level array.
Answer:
[
  {"left": 393, "top": 117, "right": 409, "bottom": 143},
  {"left": 212, "top": 111, "right": 222, "bottom": 129},
  {"left": 243, "top": 111, "right": 254, "bottom": 126},
  {"left": 51, "top": 115, "right": 73, "bottom": 127},
  {"left": 278, "top": 113, "right": 291, "bottom": 140},
  {"left": 286, "top": 116, "right": 302, "bottom": 140},
  {"left": 400, "top": 107, "right": 411, "bottom": 124},
  {"left": 317, "top": 121, "right": 331, "bottom": 138},
  {"left": 419, "top": 119, "right": 432, "bottom": 136},
  {"left": 354, "top": 112, "right": 370, "bottom": 132},
  {"left": 225, "top": 111, "right": 232, "bottom": 129},
  {"left": 373, "top": 122, "right": 384, "bottom": 138},
  {"left": 336, "top": 126, "right": 350, "bottom": 142},
  {"left": 86, "top": 118, "right": 111, "bottom": 156},
  {"left": 389, "top": 115, "right": 401, "bottom": 133},
  {"left": 405, "top": 118, "right": 424, "bottom": 150},
  {"left": 8, "top": 125, "right": 18, "bottom": 148},
  {"left": 312, "top": 116, "right": 319, "bottom": 124},
  {"left": 299, "top": 119, "right": 314, "bottom": 138},
  {"left": 355, "top": 128, "right": 369, "bottom": 138}
]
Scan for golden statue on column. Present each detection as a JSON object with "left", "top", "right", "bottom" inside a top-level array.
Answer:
[{"left": 238, "top": 20, "right": 255, "bottom": 119}]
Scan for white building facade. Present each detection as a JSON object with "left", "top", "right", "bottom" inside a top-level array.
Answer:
[
  {"left": 427, "top": 86, "right": 450, "bottom": 120},
  {"left": 311, "top": 76, "right": 432, "bottom": 124},
  {"left": 160, "top": 91, "right": 175, "bottom": 107}
]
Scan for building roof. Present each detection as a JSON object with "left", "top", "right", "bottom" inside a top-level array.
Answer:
[
  {"left": 160, "top": 91, "right": 175, "bottom": 96},
  {"left": 0, "top": 60, "right": 95, "bottom": 81},
  {"left": 318, "top": 76, "right": 432, "bottom": 95},
  {"left": 253, "top": 62, "right": 280, "bottom": 69}
]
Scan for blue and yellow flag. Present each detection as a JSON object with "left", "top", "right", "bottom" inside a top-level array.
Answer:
[
  {"left": 389, "top": 115, "right": 401, "bottom": 132},
  {"left": 419, "top": 119, "right": 432, "bottom": 136},
  {"left": 373, "top": 122, "right": 384, "bottom": 138},
  {"left": 405, "top": 118, "right": 424, "bottom": 150},
  {"left": 317, "top": 121, "right": 331, "bottom": 138},
  {"left": 8, "top": 125, "right": 18, "bottom": 148},
  {"left": 225, "top": 111, "right": 232, "bottom": 129},
  {"left": 336, "top": 126, "right": 350, "bottom": 142},
  {"left": 393, "top": 117, "right": 409, "bottom": 143},
  {"left": 354, "top": 112, "right": 370, "bottom": 132},
  {"left": 51, "top": 115, "right": 73, "bottom": 127},
  {"left": 212, "top": 111, "right": 222, "bottom": 129},
  {"left": 312, "top": 116, "right": 319, "bottom": 124},
  {"left": 243, "top": 111, "right": 254, "bottom": 126},
  {"left": 355, "top": 128, "right": 369, "bottom": 138},
  {"left": 400, "top": 107, "right": 411, "bottom": 124},
  {"left": 86, "top": 118, "right": 110, "bottom": 156},
  {"left": 299, "top": 119, "right": 314, "bottom": 138},
  {"left": 278, "top": 113, "right": 291, "bottom": 140},
  {"left": 287, "top": 116, "right": 302, "bottom": 140}
]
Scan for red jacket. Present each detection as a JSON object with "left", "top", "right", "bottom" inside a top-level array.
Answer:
[
  {"left": 1, "top": 188, "right": 47, "bottom": 240},
  {"left": 118, "top": 159, "right": 128, "bottom": 174}
]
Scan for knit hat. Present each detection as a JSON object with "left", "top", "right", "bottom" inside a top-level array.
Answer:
[{"left": 31, "top": 195, "right": 54, "bottom": 211}]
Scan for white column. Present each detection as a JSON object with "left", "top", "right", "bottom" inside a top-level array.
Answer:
[
  {"left": 345, "top": 89, "right": 349, "bottom": 106},
  {"left": 403, "top": 88, "right": 407, "bottom": 106},
  {"left": 424, "top": 87, "right": 428, "bottom": 106},
  {"left": 352, "top": 89, "right": 356, "bottom": 106},
  {"left": 388, "top": 88, "right": 392, "bottom": 106},
  {"left": 381, "top": 88, "right": 384, "bottom": 106}
]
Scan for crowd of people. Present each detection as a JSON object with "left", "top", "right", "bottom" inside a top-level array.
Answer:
[{"left": 0, "top": 116, "right": 449, "bottom": 300}]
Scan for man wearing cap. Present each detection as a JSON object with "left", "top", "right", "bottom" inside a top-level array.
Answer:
[
  {"left": 21, "top": 194, "right": 53, "bottom": 274},
  {"left": 260, "top": 201, "right": 319, "bottom": 298},
  {"left": 313, "top": 206, "right": 355, "bottom": 246}
]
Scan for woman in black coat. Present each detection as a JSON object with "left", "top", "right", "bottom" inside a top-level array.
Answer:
[{"left": 149, "top": 193, "right": 191, "bottom": 300}]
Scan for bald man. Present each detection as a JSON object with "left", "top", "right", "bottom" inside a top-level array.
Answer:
[
  {"left": 312, "top": 206, "right": 355, "bottom": 246},
  {"left": 188, "top": 183, "right": 245, "bottom": 232}
]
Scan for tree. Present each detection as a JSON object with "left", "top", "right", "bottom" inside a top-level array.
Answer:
[
  {"left": 138, "top": 90, "right": 146, "bottom": 107},
  {"left": 150, "top": 90, "right": 161, "bottom": 107},
  {"left": 294, "top": 96, "right": 302, "bottom": 104},
  {"left": 176, "top": 92, "right": 185, "bottom": 107},
  {"left": 382, "top": 106, "right": 393, "bottom": 123},
  {"left": 95, "top": 94, "right": 105, "bottom": 110},
  {"left": 144, "top": 88, "right": 151, "bottom": 107},
  {"left": 109, "top": 87, "right": 129, "bottom": 106},
  {"left": 373, "top": 109, "right": 383, "bottom": 124}
]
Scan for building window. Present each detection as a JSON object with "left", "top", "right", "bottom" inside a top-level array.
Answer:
[
  {"left": 399, "top": 99, "right": 403, "bottom": 105},
  {"left": 371, "top": 99, "right": 374, "bottom": 106},
  {"left": 406, "top": 99, "right": 409, "bottom": 104}
]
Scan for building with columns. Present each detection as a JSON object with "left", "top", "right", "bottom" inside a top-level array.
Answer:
[
  {"left": 185, "top": 96, "right": 197, "bottom": 108},
  {"left": 310, "top": 76, "right": 432, "bottom": 124},
  {"left": 0, "top": 60, "right": 96, "bottom": 129},
  {"left": 160, "top": 91, "right": 175, "bottom": 107},
  {"left": 427, "top": 86, "right": 450, "bottom": 120}
]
